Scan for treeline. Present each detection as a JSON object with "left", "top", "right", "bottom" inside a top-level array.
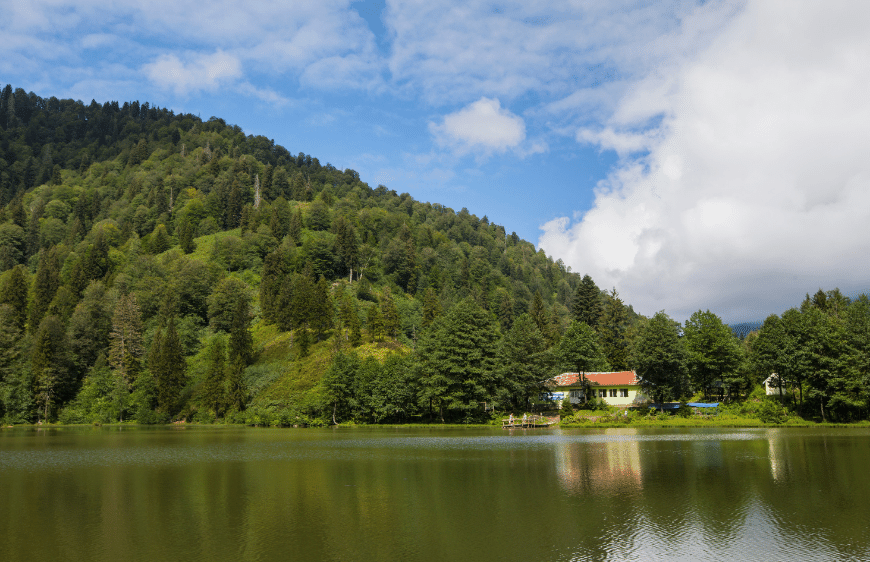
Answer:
[
  {"left": 1, "top": 85, "right": 867, "bottom": 426},
  {"left": 0, "top": 85, "right": 631, "bottom": 424}
]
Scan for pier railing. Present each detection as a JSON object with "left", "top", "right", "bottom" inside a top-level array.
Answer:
[{"left": 502, "top": 415, "right": 553, "bottom": 428}]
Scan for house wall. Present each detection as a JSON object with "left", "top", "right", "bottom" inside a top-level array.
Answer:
[{"left": 562, "top": 385, "right": 643, "bottom": 407}]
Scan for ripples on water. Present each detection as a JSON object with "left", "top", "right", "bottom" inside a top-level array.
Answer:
[{"left": 2, "top": 426, "right": 869, "bottom": 562}]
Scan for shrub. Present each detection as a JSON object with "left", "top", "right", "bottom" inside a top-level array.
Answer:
[
  {"left": 756, "top": 398, "right": 789, "bottom": 424},
  {"left": 559, "top": 398, "right": 574, "bottom": 420}
]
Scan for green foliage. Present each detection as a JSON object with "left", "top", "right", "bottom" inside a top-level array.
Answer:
[
  {"left": 417, "top": 298, "right": 501, "bottom": 422},
  {"left": 498, "top": 313, "right": 551, "bottom": 411},
  {"left": 572, "top": 274, "right": 602, "bottom": 329},
  {"left": 632, "top": 311, "right": 688, "bottom": 404},
  {"left": 756, "top": 397, "right": 789, "bottom": 424},
  {"left": 559, "top": 395, "right": 574, "bottom": 420},
  {"left": 683, "top": 309, "right": 742, "bottom": 399},
  {"left": 555, "top": 320, "right": 609, "bottom": 401},
  {"left": 3, "top": 85, "right": 868, "bottom": 426},
  {"left": 207, "top": 277, "right": 251, "bottom": 332}
]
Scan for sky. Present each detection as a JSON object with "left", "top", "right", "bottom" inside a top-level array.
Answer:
[{"left": 4, "top": 0, "right": 870, "bottom": 324}]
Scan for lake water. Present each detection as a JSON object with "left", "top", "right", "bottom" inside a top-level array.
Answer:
[{"left": 1, "top": 426, "right": 869, "bottom": 561}]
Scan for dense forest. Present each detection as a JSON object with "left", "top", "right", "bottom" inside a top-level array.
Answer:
[{"left": 0, "top": 85, "right": 868, "bottom": 425}]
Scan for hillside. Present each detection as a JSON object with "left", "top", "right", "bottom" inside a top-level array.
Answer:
[{"left": 0, "top": 85, "right": 644, "bottom": 425}]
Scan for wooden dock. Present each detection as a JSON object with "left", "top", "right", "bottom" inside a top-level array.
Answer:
[{"left": 502, "top": 415, "right": 554, "bottom": 429}]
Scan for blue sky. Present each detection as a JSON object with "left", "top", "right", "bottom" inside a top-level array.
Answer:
[{"left": 5, "top": 0, "right": 870, "bottom": 323}]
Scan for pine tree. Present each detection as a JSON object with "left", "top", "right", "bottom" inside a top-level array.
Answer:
[
  {"left": 600, "top": 288, "right": 630, "bottom": 371},
  {"left": 632, "top": 311, "right": 689, "bottom": 406},
  {"left": 497, "top": 313, "right": 550, "bottom": 411},
  {"left": 199, "top": 336, "right": 226, "bottom": 416},
  {"left": 572, "top": 274, "right": 603, "bottom": 330},
  {"left": 417, "top": 298, "right": 501, "bottom": 422},
  {"left": 0, "top": 264, "right": 28, "bottom": 331},
  {"left": 228, "top": 298, "right": 253, "bottom": 366},
  {"left": 109, "top": 293, "right": 144, "bottom": 386},
  {"left": 224, "top": 356, "right": 247, "bottom": 413},
  {"left": 31, "top": 315, "right": 70, "bottom": 421},
  {"left": 297, "top": 326, "right": 311, "bottom": 358},
  {"left": 380, "top": 287, "right": 399, "bottom": 338},
  {"left": 156, "top": 317, "right": 185, "bottom": 415},
  {"left": 29, "top": 248, "right": 60, "bottom": 333},
  {"left": 530, "top": 291, "right": 548, "bottom": 335},
  {"left": 261, "top": 247, "right": 289, "bottom": 324},
  {"left": 422, "top": 287, "right": 442, "bottom": 329},
  {"left": 288, "top": 209, "right": 302, "bottom": 242},
  {"left": 310, "top": 276, "right": 333, "bottom": 341},
  {"left": 150, "top": 224, "right": 170, "bottom": 254},
  {"left": 179, "top": 219, "right": 195, "bottom": 254},
  {"left": 367, "top": 305, "right": 384, "bottom": 342}
]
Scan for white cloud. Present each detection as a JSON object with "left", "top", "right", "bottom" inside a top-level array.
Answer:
[
  {"left": 385, "top": 0, "right": 739, "bottom": 106},
  {"left": 540, "top": 1, "right": 870, "bottom": 323},
  {"left": 236, "top": 82, "right": 292, "bottom": 107},
  {"left": 144, "top": 51, "right": 242, "bottom": 96},
  {"left": 2, "top": 0, "right": 382, "bottom": 101},
  {"left": 430, "top": 98, "right": 526, "bottom": 156}
]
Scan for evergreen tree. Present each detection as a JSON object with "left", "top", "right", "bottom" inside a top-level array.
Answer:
[
  {"left": 310, "top": 276, "right": 333, "bottom": 341},
  {"left": 68, "top": 281, "right": 111, "bottom": 379},
  {"left": 109, "top": 293, "right": 144, "bottom": 386},
  {"left": 631, "top": 311, "right": 688, "bottom": 406},
  {"left": 156, "top": 317, "right": 185, "bottom": 416},
  {"left": 228, "top": 298, "right": 253, "bottom": 366},
  {"left": 333, "top": 215, "right": 359, "bottom": 281},
  {"left": 496, "top": 289, "right": 514, "bottom": 332},
  {"left": 572, "top": 274, "right": 602, "bottom": 330},
  {"left": 600, "top": 288, "right": 630, "bottom": 371},
  {"left": 150, "top": 224, "right": 170, "bottom": 254},
  {"left": 367, "top": 305, "right": 384, "bottom": 342},
  {"left": 260, "top": 244, "right": 292, "bottom": 324},
  {"left": 683, "top": 309, "right": 741, "bottom": 400},
  {"left": 288, "top": 209, "right": 302, "bottom": 242},
  {"left": 497, "top": 313, "right": 551, "bottom": 411},
  {"left": 555, "top": 320, "right": 610, "bottom": 404},
  {"left": 227, "top": 182, "right": 243, "bottom": 228},
  {"left": 321, "top": 352, "right": 359, "bottom": 424},
  {"left": 417, "top": 298, "right": 501, "bottom": 422},
  {"left": 530, "top": 291, "right": 548, "bottom": 335},
  {"left": 224, "top": 356, "right": 247, "bottom": 413},
  {"left": 179, "top": 219, "right": 195, "bottom": 254},
  {"left": 422, "top": 287, "right": 442, "bottom": 329},
  {"left": 0, "top": 304, "right": 26, "bottom": 397},
  {"left": 31, "top": 315, "right": 70, "bottom": 421},
  {"left": 28, "top": 248, "right": 60, "bottom": 333},
  {"left": 380, "top": 287, "right": 399, "bottom": 338},
  {"left": 199, "top": 336, "right": 226, "bottom": 416},
  {"left": 0, "top": 264, "right": 28, "bottom": 331},
  {"left": 297, "top": 326, "right": 311, "bottom": 358}
]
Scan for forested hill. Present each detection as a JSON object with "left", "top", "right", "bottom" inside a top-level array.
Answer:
[{"left": 0, "top": 85, "right": 644, "bottom": 425}]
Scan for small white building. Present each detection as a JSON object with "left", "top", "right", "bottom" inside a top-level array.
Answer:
[
  {"left": 547, "top": 371, "right": 646, "bottom": 408},
  {"left": 764, "top": 374, "right": 786, "bottom": 396}
]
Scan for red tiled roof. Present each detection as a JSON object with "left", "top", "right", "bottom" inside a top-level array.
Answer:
[{"left": 551, "top": 371, "right": 638, "bottom": 387}]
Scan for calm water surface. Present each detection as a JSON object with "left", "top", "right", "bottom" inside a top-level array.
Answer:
[{"left": 1, "top": 426, "right": 869, "bottom": 561}]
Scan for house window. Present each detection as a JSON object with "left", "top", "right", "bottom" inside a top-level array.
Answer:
[
  {"left": 609, "top": 389, "right": 617, "bottom": 397},
  {"left": 620, "top": 388, "right": 629, "bottom": 398},
  {"left": 598, "top": 389, "right": 606, "bottom": 398}
]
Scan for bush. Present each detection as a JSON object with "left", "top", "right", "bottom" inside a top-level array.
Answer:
[
  {"left": 756, "top": 398, "right": 789, "bottom": 424},
  {"left": 559, "top": 398, "right": 574, "bottom": 420},
  {"left": 677, "top": 400, "right": 693, "bottom": 418}
]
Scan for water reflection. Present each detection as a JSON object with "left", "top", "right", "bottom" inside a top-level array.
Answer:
[
  {"left": 2, "top": 426, "right": 870, "bottom": 562},
  {"left": 555, "top": 428, "right": 642, "bottom": 495}
]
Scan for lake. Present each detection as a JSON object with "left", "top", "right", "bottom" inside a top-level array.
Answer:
[{"left": 1, "top": 426, "right": 868, "bottom": 561}]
